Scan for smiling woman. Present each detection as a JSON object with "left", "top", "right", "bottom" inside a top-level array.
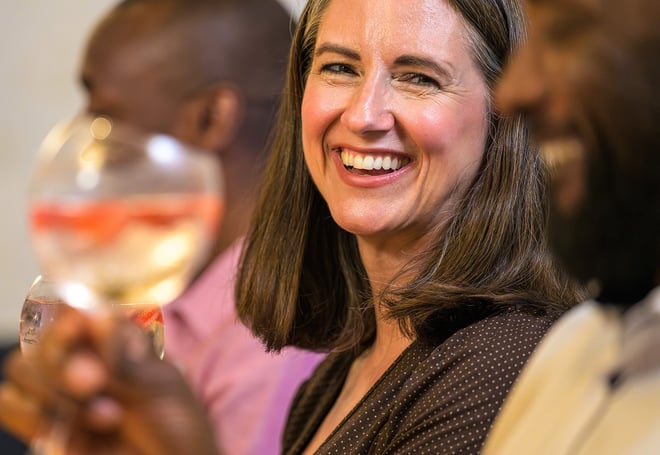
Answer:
[
  {"left": 236, "top": 0, "right": 583, "bottom": 453},
  {"left": 301, "top": 0, "right": 488, "bottom": 243}
]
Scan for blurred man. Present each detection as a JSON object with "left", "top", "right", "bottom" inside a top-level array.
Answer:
[
  {"left": 77, "top": 0, "right": 321, "bottom": 453},
  {"left": 483, "top": 0, "right": 660, "bottom": 453}
]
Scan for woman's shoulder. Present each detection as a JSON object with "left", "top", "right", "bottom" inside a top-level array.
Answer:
[
  {"left": 363, "top": 310, "right": 555, "bottom": 453},
  {"left": 439, "top": 308, "right": 556, "bottom": 356},
  {"left": 409, "top": 309, "right": 556, "bottom": 384}
]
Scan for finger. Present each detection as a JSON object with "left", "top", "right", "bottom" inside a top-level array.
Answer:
[
  {"left": 0, "top": 382, "right": 44, "bottom": 442},
  {"left": 3, "top": 349, "right": 66, "bottom": 411},
  {"left": 110, "top": 320, "right": 159, "bottom": 379},
  {"left": 2, "top": 349, "right": 97, "bottom": 450},
  {"left": 33, "top": 306, "right": 94, "bottom": 374},
  {"left": 31, "top": 306, "right": 115, "bottom": 400},
  {"left": 42, "top": 306, "right": 148, "bottom": 381},
  {"left": 58, "top": 312, "right": 155, "bottom": 398},
  {"left": 62, "top": 349, "right": 109, "bottom": 399},
  {"left": 81, "top": 395, "right": 123, "bottom": 432},
  {"left": 68, "top": 437, "right": 141, "bottom": 455}
]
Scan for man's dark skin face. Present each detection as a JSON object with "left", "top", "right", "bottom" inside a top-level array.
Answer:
[
  {"left": 496, "top": 0, "right": 660, "bottom": 304},
  {"left": 80, "top": 6, "right": 203, "bottom": 146}
]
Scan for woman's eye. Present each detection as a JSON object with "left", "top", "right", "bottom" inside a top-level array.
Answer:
[
  {"left": 398, "top": 73, "right": 440, "bottom": 88},
  {"left": 320, "top": 63, "right": 356, "bottom": 75}
]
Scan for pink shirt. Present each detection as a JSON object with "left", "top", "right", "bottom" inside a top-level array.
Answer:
[{"left": 163, "top": 239, "right": 323, "bottom": 455}]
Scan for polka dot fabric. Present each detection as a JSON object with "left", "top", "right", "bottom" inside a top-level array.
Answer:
[{"left": 282, "top": 310, "right": 554, "bottom": 454}]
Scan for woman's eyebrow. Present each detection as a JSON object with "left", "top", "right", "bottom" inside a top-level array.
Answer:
[
  {"left": 394, "top": 54, "right": 453, "bottom": 77},
  {"left": 314, "top": 43, "right": 361, "bottom": 61},
  {"left": 313, "top": 46, "right": 454, "bottom": 78}
]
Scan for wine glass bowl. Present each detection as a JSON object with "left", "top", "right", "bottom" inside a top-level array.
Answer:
[{"left": 28, "top": 115, "right": 224, "bottom": 310}]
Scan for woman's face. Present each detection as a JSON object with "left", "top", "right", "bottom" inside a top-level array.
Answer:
[{"left": 301, "top": 0, "right": 489, "bottom": 248}]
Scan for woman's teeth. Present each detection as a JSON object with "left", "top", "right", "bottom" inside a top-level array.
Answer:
[{"left": 339, "top": 149, "right": 410, "bottom": 171}]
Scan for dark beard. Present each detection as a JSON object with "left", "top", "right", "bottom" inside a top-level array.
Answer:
[{"left": 547, "top": 136, "right": 657, "bottom": 307}]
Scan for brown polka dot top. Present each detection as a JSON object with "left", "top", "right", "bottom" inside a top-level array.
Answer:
[{"left": 282, "top": 310, "right": 554, "bottom": 454}]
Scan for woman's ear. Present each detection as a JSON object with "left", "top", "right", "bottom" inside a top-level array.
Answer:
[{"left": 197, "top": 84, "right": 244, "bottom": 152}]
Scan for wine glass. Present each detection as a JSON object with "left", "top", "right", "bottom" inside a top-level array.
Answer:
[
  {"left": 24, "top": 114, "right": 224, "bottom": 453},
  {"left": 20, "top": 275, "right": 166, "bottom": 359}
]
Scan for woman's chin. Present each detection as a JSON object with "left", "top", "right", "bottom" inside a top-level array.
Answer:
[{"left": 330, "top": 208, "right": 392, "bottom": 237}]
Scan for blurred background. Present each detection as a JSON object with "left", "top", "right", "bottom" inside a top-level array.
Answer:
[{"left": 0, "top": 0, "right": 305, "bottom": 344}]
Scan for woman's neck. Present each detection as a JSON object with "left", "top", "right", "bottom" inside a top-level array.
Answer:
[
  {"left": 368, "top": 309, "right": 413, "bottom": 363},
  {"left": 355, "top": 233, "right": 422, "bottom": 355},
  {"left": 358, "top": 236, "right": 420, "bottom": 295}
]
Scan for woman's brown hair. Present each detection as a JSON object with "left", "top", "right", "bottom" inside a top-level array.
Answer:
[{"left": 236, "top": 0, "right": 581, "bottom": 352}]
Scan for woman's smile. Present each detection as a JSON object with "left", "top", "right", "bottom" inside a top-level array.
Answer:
[{"left": 337, "top": 147, "right": 412, "bottom": 174}]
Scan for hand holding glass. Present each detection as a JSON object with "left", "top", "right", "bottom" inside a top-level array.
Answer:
[
  {"left": 24, "top": 114, "right": 223, "bottom": 454},
  {"left": 20, "top": 275, "right": 166, "bottom": 359}
]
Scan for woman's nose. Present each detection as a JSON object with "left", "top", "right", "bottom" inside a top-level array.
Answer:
[{"left": 341, "top": 77, "right": 395, "bottom": 134}]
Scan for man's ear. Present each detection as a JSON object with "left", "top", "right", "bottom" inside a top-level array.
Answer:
[{"left": 197, "top": 84, "right": 243, "bottom": 152}]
